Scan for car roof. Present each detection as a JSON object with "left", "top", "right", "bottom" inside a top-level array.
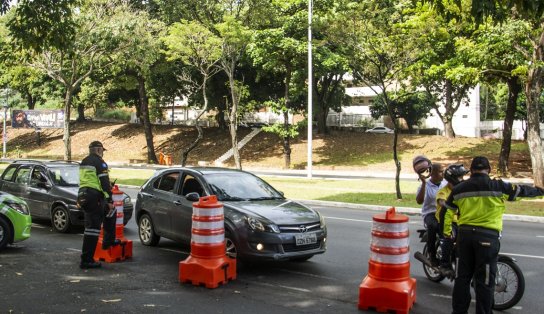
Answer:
[
  {"left": 9, "top": 160, "right": 80, "bottom": 167},
  {"left": 155, "top": 166, "right": 248, "bottom": 176}
]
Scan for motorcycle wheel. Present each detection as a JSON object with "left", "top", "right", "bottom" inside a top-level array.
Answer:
[
  {"left": 493, "top": 256, "right": 525, "bottom": 310},
  {"left": 422, "top": 243, "right": 445, "bottom": 282}
]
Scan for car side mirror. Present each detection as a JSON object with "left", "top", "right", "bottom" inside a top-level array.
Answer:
[{"left": 185, "top": 192, "right": 200, "bottom": 202}]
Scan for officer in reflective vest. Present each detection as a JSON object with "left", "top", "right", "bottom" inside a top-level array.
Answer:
[
  {"left": 444, "top": 156, "right": 544, "bottom": 314},
  {"left": 78, "top": 140, "right": 118, "bottom": 269}
]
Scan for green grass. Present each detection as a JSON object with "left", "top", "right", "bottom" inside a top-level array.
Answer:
[{"left": 2, "top": 164, "right": 542, "bottom": 216}]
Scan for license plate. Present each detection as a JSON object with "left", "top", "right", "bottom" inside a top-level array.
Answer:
[{"left": 294, "top": 233, "right": 317, "bottom": 246}]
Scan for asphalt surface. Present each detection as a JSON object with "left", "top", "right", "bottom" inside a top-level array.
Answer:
[{"left": 1, "top": 196, "right": 543, "bottom": 314}]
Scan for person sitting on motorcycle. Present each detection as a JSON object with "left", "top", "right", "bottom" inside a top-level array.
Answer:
[
  {"left": 436, "top": 163, "right": 469, "bottom": 277},
  {"left": 414, "top": 156, "right": 447, "bottom": 267}
]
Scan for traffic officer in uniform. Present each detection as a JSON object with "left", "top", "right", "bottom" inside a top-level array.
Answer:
[
  {"left": 78, "top": 140, "right": 119, "bottom": 269},
  {"left": 444, "top": 156, "right": 544, "bottom": 314}
]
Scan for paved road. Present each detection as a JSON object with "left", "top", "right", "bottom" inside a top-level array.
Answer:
[{"left": 1, "top": 191, "right": 543, "bottom": 313}]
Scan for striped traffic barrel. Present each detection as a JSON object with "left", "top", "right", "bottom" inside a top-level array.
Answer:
[
  {"left": 190, "top": 195, "right": 225, "bottom": 259},
  {"left": 111, "top": 185, "right": 125, "bottom": 240},
  {"left": 358, "top": 207, "right": 416, "bottom": 313}
]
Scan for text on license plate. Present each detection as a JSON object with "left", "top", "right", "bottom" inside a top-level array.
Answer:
[{"left": 295, "top": 233, "right": 317, "bottom": 246}]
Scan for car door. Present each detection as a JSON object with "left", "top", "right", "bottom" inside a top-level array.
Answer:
[
  {"left": 4, "top": 166, "right": 38, "bottom": 215},
  {"left": 145, "top": 171, "right": 182, "bottom": 238},
  {"left": 27, "top": 166, "right": 51, "bottom": 217},
  {"left": 170, "top": 172, "right": 206, "bottom": 242}
]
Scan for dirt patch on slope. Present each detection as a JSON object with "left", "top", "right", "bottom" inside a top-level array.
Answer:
[{"left": 5, "top": 121, "right": 530, "bottom": 178}]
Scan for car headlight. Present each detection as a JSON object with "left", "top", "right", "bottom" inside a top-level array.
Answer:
[
  {"left": 123, "top": 195, "right": 131, "bottom": 205},
  {"left": 319, "top": 213, "right": 326, "bottom": 228},
  {"left": 247, "top": 217, "right": 279, "bottom": 233},
  {"left": 4, "top": 201, "right": 30, "bottom": 215}
]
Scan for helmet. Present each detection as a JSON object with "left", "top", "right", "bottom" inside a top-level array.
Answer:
[
  {"left": 444, "top": 163, "right": 469, "bottom": 186},
  {"left": 413, "top": 155, "right": 432, "bottom": 176}
]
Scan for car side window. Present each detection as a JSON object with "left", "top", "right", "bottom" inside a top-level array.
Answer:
[
  {"left": 179, "top": 175, "right": 204, "bottom": 197},
  {"left": 153, "top": 172, "right": 179, "bottom": 193},
  {"left": 30, "top": 167, "right": 48, "bottom": 187},
  {"left": 14, "top": 166, "right": 31, "bottom": 185},
  {"left": 1, "top": 166, "right": 18, "bottom": 182}
]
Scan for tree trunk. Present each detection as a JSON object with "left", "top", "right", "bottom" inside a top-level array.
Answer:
[
  {"left": 383, "top": 92, "right": 402, "bottom": 199},
  {"left": 526, "top": 70, "right": 544, "bottom": 186},
  {"left": 181, "top": 75, "right": 208, "bottom": 166},
  {"left": 282, "top": 111, "right": 291, "bottom": 169},
  {"left": 282, "top": 72, "right": 292, "bottom": 169},
  {"left": 63, "top": 88, "right": 73, "bottom": 161},
  {"left": 315, "top": 77, "right": 329, "bottom": 135},
  {"left": 137, "top": 75, "right": 158, "bottom": 164},
  {"left": 76, "top": 103, "right": 85, "bottom": 122},
  {"left": 498, "top": 78, "right": 522, "bottom": 177},
  {"left": 227, "top": 64, "right": 241, "bottom": 170},
  {"left": 26, "top": 93, "right": 35, "bottom": 110},
  {"left": 442, "top": 80, "right": 456, "bottom": 138}
]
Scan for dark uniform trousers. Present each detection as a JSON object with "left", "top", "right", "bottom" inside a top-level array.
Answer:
[
  {"left": 424, "top": 214, "right": 440, "bottom": 261},
  {"left": 453, "top": 225, "right": 500, "bottom": 314},
  {"left": 80, "top": 188, "right": 116, "bottom": 263}
]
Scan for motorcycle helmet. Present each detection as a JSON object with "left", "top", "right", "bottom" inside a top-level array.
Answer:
[
  {"left": 444, "top": 163, "right": 469, "bottom": 186},
  {"left": 413, "top": 155, "right": 432, "bottom": 177}
]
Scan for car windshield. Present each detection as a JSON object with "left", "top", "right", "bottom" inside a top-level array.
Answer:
[
  {"left": 47, "top": 166, "right": 80, "bottom": 187},
  {"left": 204, "top": 172, "right": 284, "bottom": 201}
]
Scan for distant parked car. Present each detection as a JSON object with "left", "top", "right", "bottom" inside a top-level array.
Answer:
[
  {"left": 0, "top": 191, "right": 31, "bottom": 251},
  {"left": 0, "top": 160, "right": 133, "bottom": 233},
  {"left": 135, "top": 167, "right": 327, "bottom": 261},
  {"left": 365, "top": 126, "right": 394, "bottom": 134}
]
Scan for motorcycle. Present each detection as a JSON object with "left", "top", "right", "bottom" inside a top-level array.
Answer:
[{"left": 414, "top": 228, "right": 525, "bottom": 311}]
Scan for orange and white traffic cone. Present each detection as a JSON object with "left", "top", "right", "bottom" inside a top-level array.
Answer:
[
  {"left": 94, "top": 185, "right": 133, "bottom": 262},
  {"left": 179, "top": 195, "right": 236, "bottom": 288},
  {"left": 358, "top": 207, "right": 416, "bottom": 314}
]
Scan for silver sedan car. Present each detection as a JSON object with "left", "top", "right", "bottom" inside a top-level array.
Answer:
[{"left": 135, "top": 167, "right": 327, "bottom": 261}]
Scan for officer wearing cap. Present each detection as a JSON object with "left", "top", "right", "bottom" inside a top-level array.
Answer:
[
  {"left": 78, "top": 140, "right": 119, "bottom": 269},
  {"left": 444, "top": 156, "right": 544, "bottom": 314}
]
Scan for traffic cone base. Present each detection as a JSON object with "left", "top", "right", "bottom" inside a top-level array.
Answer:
[
  {"left": 179, "top": 256, "right": 236, "bottom": 289},
  {"left": 94, "top": 238, "right": 133, "bottom": 263},
  {"left": 358, "top": 275, "right": 416, "bottom": 314}
]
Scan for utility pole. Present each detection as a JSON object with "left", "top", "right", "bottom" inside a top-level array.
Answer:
[{"left": 307, "top": 0, "right": 313, "bottom": 179}]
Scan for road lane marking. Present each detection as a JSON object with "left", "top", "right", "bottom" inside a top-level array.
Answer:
[
  {"left": 501, "top": 252, "right": 544, "bottom": 260},
  {"left": 277, "top": 269, "right": 338, "bottom": 281},
  {"left": 537, "top": 235, "right": 544, "bottom": 238},
  {"left": 31, "top": 223, "right": 46, "bottom": 228},
  {"left": 243, "top": 280, "right": 311, "bottom": 293},
  {"left": 159, "top": 248, "right": 189, "bottom": 254}
]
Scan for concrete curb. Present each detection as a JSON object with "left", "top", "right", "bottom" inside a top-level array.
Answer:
[{"left": 298, "top": 199, "right": 544, "bottom": 224}]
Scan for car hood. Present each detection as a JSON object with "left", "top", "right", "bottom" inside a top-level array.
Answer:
[{"left": 224, "top": 199, "right": 319, "bottom": 225}]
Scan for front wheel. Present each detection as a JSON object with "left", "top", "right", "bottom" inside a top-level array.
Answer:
[
  {"left": 138, "top": 214, "right": 160, "bottom": 246},
  {"left": 493, "top": 256, "right": 525, "bottom": 310},
  {"left": 51, "top": 206, "right": 71, "bottom": 233},
  {"left": 0, "top": 217, "right": 12, "bottom": 251},
  {"left": 422, "top": 243, "right": 445, "bottom": 282}
]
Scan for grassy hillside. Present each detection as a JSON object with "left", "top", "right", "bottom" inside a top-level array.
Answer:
[{"left": 4, "top": 120, "right": 531, "bottom": 178}]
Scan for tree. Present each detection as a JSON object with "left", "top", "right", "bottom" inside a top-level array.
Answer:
[
  {"left": 370, "top": 91, "right": 435, "bottom": 133},
  {"left": 247, "top": 1, "right": 308, "bottom": 169},
  {"left": 465, "top": 19, "right": 529, "bottom": 176},
  {"left": 405, "top": 3, "right": 479, "bottom": 139},
  {"left": 426, "top": 0, "right": 544, "bottom": 186},
  {"left": 337, "top": 0, "right": 421, "bottom": 199},
  {"left": 8, "top": 0, "right": 138, "bottom": 160},
  {"left": 217, "top": 16, "right": 252, "bottom": 170},
  {"left": 163, "top": 19, "right": 222, "bottom": 166}
]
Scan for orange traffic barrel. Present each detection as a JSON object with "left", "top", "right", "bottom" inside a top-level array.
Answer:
[
  {"left": 94, "top": 185, "right": 133, "bottom": 262},
  {"left": 179, "top": 195, "right": 236, "bottom": 288},
  {"left": 358, "top": 207, "right": 416, "bottom": 314}
]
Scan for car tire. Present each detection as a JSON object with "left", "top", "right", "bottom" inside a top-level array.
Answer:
[
  {"left": 51, "top": 205, "right": 71, "bottom": 233},
  {"left": 0, "top": 217, "right": 12, "bottom": 251},
  {"left": 225, "top": 230, "right": 237, "bottom": 259},
  {"left": 138, "top": 214, "right": 160, "bottom": 246}
]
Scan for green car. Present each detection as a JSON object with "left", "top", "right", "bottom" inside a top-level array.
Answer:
[{"left": 0, "top": 191, "right": 32, "bottom": 251}]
